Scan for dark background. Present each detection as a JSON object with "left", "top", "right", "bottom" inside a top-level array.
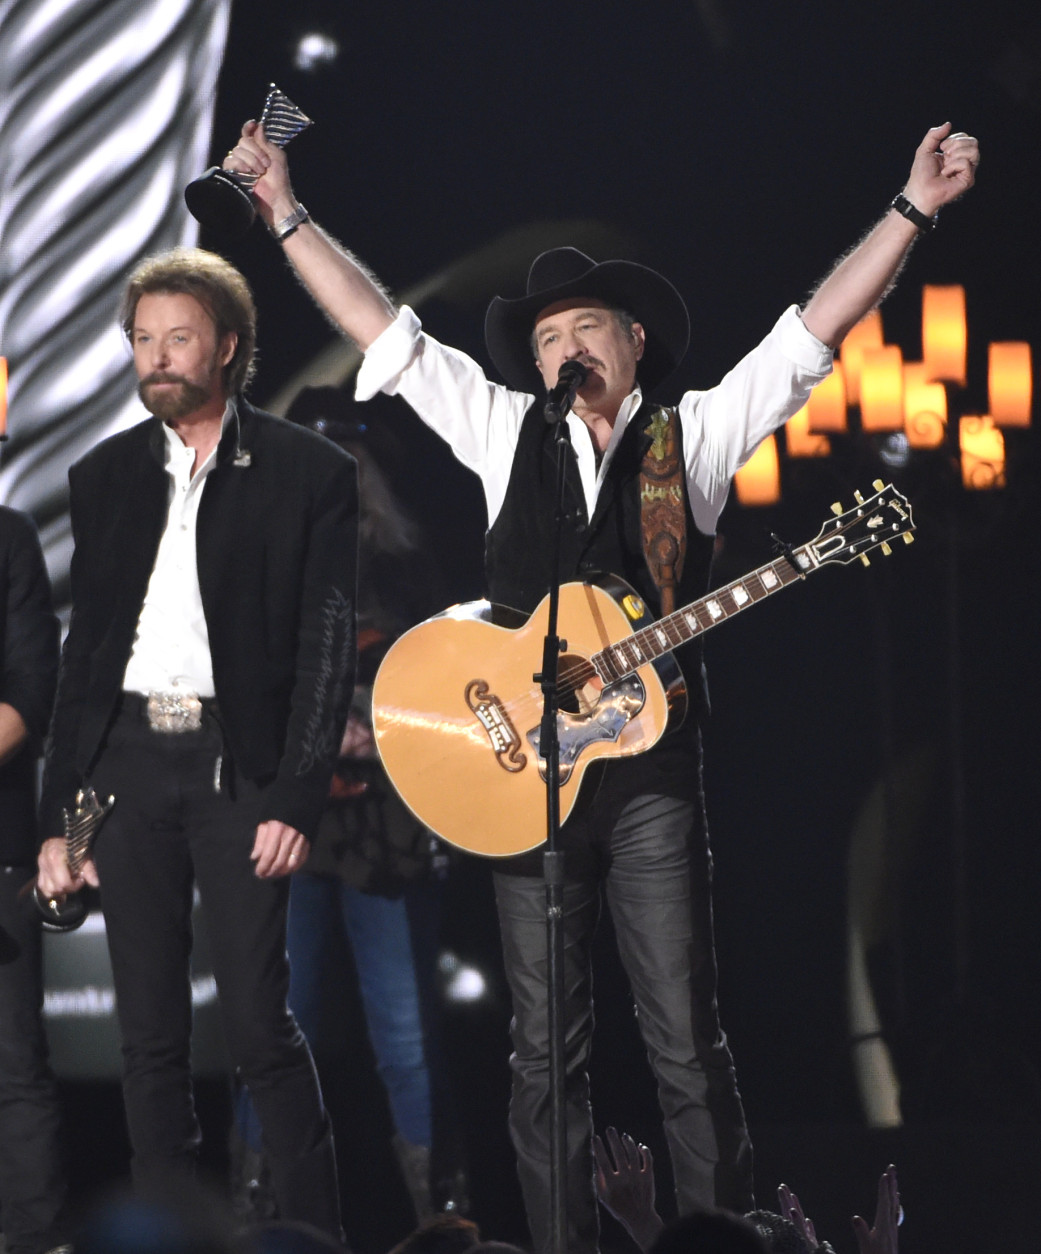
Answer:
[{"left": 62, "top": 2, "right": 1041, "bottom": 1251}]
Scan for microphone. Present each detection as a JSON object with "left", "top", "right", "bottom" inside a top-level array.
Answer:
[{"left": 544, "top": 360, "right": 588, "bottom": 422}]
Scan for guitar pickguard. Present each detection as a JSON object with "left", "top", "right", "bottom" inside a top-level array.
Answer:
[{"left": 526, "top": 674, "right": 647, "bottom": 783}]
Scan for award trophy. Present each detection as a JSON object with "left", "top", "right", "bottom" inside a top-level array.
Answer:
[
  {"left": 33, "top": 787, "right": 115, "bottom": 933},
  {"left": 185, "top": 84, "right": 313, "bottom": 234}
]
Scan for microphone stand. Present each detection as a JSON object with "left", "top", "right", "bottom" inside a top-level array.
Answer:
[{"left": 535, "top": 372, "right": 582, "bottom": 1254}]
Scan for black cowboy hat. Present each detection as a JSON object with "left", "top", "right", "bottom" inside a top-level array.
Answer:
[{"left": 484, "top": 246, "right": 690, "bottom": 395}]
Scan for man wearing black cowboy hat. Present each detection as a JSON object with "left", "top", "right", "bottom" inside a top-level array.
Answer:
[{"left": 226, "top": 120, "right": 978, "bottom": 1253}]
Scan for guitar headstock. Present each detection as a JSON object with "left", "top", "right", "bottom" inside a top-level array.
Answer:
[{"left": 807, "top": 480, "right": 915, "bottom": 568}]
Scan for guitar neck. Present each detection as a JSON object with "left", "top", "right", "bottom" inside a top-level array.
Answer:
[{"left": 593, "top": 545, "right": 813, "bottom": 681}]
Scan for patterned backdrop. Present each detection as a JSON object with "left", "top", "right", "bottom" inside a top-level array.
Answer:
[{"left": 0, "top": 0, "right": 232, "bottom": 604}]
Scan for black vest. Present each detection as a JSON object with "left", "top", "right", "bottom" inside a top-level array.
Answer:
[{"left": 485, "top": 399, "right": 715, "bottom": 715}]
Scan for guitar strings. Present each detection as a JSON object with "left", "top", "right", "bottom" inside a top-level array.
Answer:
[{"left": 498, "top": 495, "right": 909, "bottom": 723}]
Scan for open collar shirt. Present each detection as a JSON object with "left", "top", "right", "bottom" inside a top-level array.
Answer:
[
  {"left": 122, "top": 402, "right": 235, "bottom": 698},
  {"left": 355, "top": 304, "right": 834, "bottom": 536}
]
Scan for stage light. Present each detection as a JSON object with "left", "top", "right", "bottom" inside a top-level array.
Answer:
[
  {"left": 806, "top": 361, "right": 848, "bottom": 433},
  {"left": 293, "top": 30, "right": 340, "bottom": 72},
  {"left": 903, "top": 362, "right": 947, "bottom": 448},
  {"left": 922, "top": 284, "right": 967, "bottom": 385},
  {"left": 959, "top": 415, "right": 1005, "bottom": 489},
  {"left": 736, "top": 286, "right": 1031, "bottom": 505},
  {"left": 988, "top": 341, "right": 1032, "bottom": 427},
  {"left": 839, "top": 309, "right": 884, "bottom": 405},
  {"left": 438, "top": 951, "right": 489, "bottom": 1004},
  {"left": 784, "top": 402, "right": 831, "bottom": 457},
  {"left": 859, "top": 345, "right": 904, "bottom": 431},
  {"left": 733, "top": 433, "right": 781, "bottom": 505}
]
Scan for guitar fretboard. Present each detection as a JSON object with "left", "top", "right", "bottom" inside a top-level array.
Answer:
[
  {"left": 552, "top": 481, "right": 912, "bottom": 695},
  {"left": 592, "top": 546, "right": 811, "bottom": 683}
]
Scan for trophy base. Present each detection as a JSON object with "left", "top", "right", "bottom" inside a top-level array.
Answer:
[
  {"left": 185, "top": 167, "right": 256, "bottom": 235},
  {"left": 33, "top": 885, "right": 89, "bottom": 933}
]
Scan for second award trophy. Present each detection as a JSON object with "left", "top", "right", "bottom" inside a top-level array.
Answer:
[{"left": 185, "top": 84, "right": 312, "bottom": 235}]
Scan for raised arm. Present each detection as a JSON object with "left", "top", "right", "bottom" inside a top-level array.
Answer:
[
  {"left": 227, "top": 121, "right": 398, "bottom": 351},
  {"left": 801, "top": 123, "right": 979, "bottom": 348}
]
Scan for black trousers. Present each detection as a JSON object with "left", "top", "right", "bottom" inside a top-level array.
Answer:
[
  {"left": 492, "top": 748, "right": 753, "bottom": 1254},
  {"left": 89, "top": 701, "right": 340, "bottom": 1238},
  {"left": 0, "top": 864, "right": 66, "bottom": 1254}
]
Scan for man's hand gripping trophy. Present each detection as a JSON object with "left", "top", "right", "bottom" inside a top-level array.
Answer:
[{"left": 32, "top": 788, "right": 114, "bottom": 932}]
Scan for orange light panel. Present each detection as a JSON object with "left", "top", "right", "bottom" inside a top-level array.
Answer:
[
  {"left": 838, "top": 310, "right": 884, "bottom": 405},
  {"left": 922, "top": 285, "right": 967, "bottom": 385},
  {"left": 734, "top": 434, "right": 781, "bottom": 505},
  {"left": 959, "top": 415, "right": 1005, "bottom": 489},
  {"left": 806, "top": 363, "right": 848, "bottom": 433},
  {"left": 988, "top": 342, "right": 1032, "bottom": 427},
  {"left": 785, "top": 404, "right": 831, "bottom": 457},
  {"left": 860, "top": 345, "right": 904, "bottom": 431},
  {"left": 903, "top": 362, "right": 946, "bottom": 448}
]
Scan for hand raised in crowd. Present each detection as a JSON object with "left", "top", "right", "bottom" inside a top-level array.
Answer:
[
  {"left": 903, "top": 122, "right": 979, "bottom": 216},
  {"left": 593, "top": 1128, "right": 664, "bottom": 1253},
  {"left": 777, "top": 1181, "right": 822, "bottom": 1250},
  {"left": 852, "top": 1164, "right": 901, "bottom": 1254}
]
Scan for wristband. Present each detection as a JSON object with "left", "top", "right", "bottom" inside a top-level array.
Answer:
[
  {"left": 890, "top": 193, "right": 937, "bottom": 233},
  {"left": 270, "top": 204, "right": 310, "bottom": 242}
]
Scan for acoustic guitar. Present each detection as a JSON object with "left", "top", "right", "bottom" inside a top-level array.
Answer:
[{"left": 372, "top": 481, "right": 914, "bottom": 856}]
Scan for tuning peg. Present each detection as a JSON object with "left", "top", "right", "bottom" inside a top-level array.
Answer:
[
  {"left": 859, "top": 553, "right": 871, "bottom": 567},
  {"left": 873, "top": 479, "right": 884, "bottom": 491},
  {"left": 881, "top": 541, "right": 893, "bottom": 556},
  {"left": 830, "top": 501, "right": 843, "bottom": 516},
  {"left": 903, "top": 532, "right": 914, "bottom": 545},
  {"left": 854, "top": 490, "right": 865, "bottom": 505}
]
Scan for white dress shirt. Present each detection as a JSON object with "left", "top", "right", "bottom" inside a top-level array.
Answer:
[
  {"left": 356, "top": 304, "right": 833, "bottom": 536},
  {"left": 122, "top": 406, "right": 233, "bottom": 698}
]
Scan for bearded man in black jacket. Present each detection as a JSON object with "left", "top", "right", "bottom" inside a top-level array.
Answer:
[{"left": 36, "top": 248, "right": 358, "bottom": 1241}]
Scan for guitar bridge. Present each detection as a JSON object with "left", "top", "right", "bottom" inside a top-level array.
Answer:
[{"left": 465, "top": 679, "right": 527, "bottom": 773}]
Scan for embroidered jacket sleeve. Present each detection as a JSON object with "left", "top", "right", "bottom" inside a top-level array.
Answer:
[{"left": 256, "top": 450, "right": 359, "bottom": 838}]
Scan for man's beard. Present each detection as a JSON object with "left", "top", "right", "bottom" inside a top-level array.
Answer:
[{"left": 138, "top": 374, "right": 213, "bottom": 421}]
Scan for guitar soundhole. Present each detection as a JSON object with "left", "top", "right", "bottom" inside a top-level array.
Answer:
[{"left": 557, "top": 653, "right": 602, "bottom": 716}]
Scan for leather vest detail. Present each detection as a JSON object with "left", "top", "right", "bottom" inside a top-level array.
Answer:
[{"left": 484, "top": 399, "right": 714, "bottom": 706}]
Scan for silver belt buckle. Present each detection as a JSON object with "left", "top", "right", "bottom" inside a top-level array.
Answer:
[{"left": 146, "top": 690, "right": 204, "bottom": 733}]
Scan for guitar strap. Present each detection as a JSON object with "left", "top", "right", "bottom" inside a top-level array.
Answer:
[{"left": 639, "top": 406, "right": 687, "bottom": 617}]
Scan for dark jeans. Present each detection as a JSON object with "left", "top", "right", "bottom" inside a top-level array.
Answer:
[
  {"left": 0, "top": 863, "right": 66, "bottom": 1254},
  {"left": 236, "top": 874, "right": 433, "bottom": 1152},
  {"left": 89, "top": 702, "right": 340, "bottom": 1239},
  {"left": 492, "top": 755, "right": 753, "bottom": 1254}
]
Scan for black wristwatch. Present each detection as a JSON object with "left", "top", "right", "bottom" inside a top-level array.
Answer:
[{"left": 890, "top": 192, "right": 937, "bottom": 232}]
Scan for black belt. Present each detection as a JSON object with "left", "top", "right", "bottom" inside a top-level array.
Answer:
[{"left": 118, "top": 691, "right": 220, "bottom": 734}]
